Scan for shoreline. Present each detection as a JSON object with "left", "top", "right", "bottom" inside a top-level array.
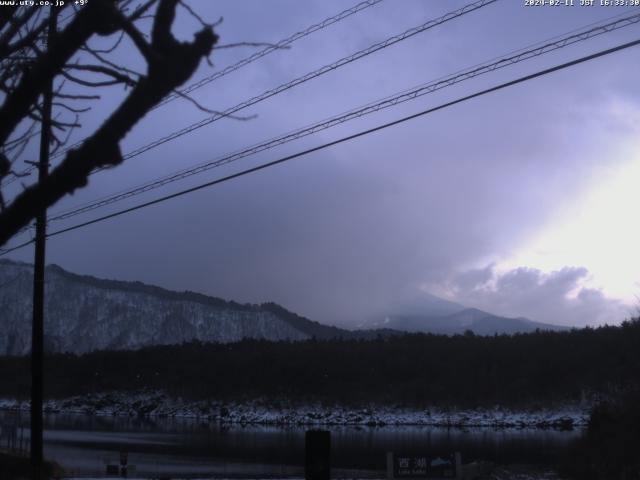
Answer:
[{"left": 0, "top": 391, "right": 590, "bottom": 429}]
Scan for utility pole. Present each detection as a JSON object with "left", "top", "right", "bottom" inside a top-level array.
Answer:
[{"left": 31, "top": 6, "right": 56, "bottom": 478}]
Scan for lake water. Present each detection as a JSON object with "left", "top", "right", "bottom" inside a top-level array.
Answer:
[{"left": 0, "top": 411, "right": 582, "bottom": 478}]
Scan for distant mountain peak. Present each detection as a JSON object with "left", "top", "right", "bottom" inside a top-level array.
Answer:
[{"left": 363, "top": 294, "right": 566, "bottom": 336}]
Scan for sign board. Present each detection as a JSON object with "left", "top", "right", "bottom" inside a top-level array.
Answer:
[{"left": 387, "top": 452, "right": 460, "bottom": 480}]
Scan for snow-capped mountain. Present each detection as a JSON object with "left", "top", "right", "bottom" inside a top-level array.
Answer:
[
  {"left": 363, "top": 307, "right": 568, "bottom": 336},
  {"left": 0, "top": 259, "right": 344, "bottom": 355}
]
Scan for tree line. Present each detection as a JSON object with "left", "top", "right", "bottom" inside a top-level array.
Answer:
[{"left": 0, "top": 319, "right": 638, "bottom": 408}]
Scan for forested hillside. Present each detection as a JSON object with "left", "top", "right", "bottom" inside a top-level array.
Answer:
[{"left": 1, "top": 320, "right": 639, "bottom": 408}]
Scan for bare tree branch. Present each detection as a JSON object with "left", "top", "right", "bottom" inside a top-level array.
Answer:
[
  {"left": 81, "top": 30, "right": 125, "bottom": 54},
  {"left": 178, "top": 0, "right": 215, "bottom": 29},
  {"left": 171, "top": 88, "right": 257, "bottom": 120},
  {"left": 129, "top": 0, "right": 159, "bottom": 22},
  {"left": 0, "top": 0, "right": 218, "bottom": 246},
  {"left": 60, "top": 69, "right": 128, "bottom": 88},
  {"left": 0, "top": 1, "right": 112, "bottom": 145},
  {"left": 54, "top": 91, "right": 101, "bottom": 100},
  {"left": 0, "top": 15, "right": 48, "bottom": 60},
  {"left": 0, "top": 7, "right": 38, "bottom": 55},
  {"left": 81, "top": 43, "right": 145, "bottom": 79},
  {"left": 51, "top": 114, "right": 80, "bottom": 155},
  {"left": 63, "top": 63, "right": 138, "bottom": 87},
  {"left": 114, "top": 10, "right": 158, "bottom": 64},
  {"left": 52, "top": 102, "right": 91, "bottom": 114}
]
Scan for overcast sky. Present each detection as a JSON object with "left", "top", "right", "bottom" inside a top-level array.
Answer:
[{"left": 4, "top": 0, "right": 640, "bottom": 328}]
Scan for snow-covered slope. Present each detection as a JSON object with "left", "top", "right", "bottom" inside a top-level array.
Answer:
[
  {"left": 0, "top": 260, "right": 567, "bottom": 355},
  {"left": 0, "top": 260, "right": 311, "bottom": 354}
]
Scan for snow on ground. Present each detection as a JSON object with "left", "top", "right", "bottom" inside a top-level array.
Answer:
[{"left": 0, "top": 391, "right": 589, "bottom": 429}]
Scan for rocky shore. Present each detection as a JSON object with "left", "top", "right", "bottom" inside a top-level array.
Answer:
[{"left": 0, "top": 391, "right": 589, "bottom": 429}]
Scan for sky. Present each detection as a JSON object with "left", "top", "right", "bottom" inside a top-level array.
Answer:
[{"left": 3, "top": 0, "right": 640, "bottom": 328}]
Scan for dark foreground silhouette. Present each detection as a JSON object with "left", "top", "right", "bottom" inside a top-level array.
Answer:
[
  {"left": 1, "top": 320, "right": 639, "bottom": 479},
  {"left": 560, "top": 390, "right": 640, "bottom": 480},
  {"left": 1, "top": 319, "right": 639, "bottom": 408}
]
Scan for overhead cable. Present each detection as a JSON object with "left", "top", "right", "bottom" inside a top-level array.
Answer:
[
  {"left": 47, "top": 11, "right": 640, "bottom": 223},
  {"left": 3, "top": 35, "right": 639, "bottom": 256},
  {"left": 1, "top": 0, "right": 385, "bottom": 187},
  {"left": 50, "top": 0, "right": 497, "bottom": 163}
]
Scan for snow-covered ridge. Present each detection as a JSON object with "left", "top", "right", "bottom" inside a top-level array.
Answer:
[
  {"left": 0, "top": 260, "right": 310, "bottom": 355},
  {"left": 0, "top": 391, "right": 589, "bottom": 429}
]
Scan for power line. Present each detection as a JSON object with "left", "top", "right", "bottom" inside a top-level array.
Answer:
[
  {"left": 2, "top": 36, "right": 638, "bottom": 257},
  {"left": 50, "top": 0, "right": 497, "bottom": 164},
  {"left": 155, "top": 0, "right": 385, "bottom": 109},
  {"left": 46, "top": 10, "right": 640, "bottom": 224},
  {"left": 1, "top": 0, "right": 385, "bottom": 187},
  {"left": 0, "top": 238, "right": 34, "bottom": 256}
]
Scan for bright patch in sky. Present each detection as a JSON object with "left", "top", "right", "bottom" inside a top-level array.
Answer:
[{"left": 499, "top": 140, "right": 640, "bottom": 303}]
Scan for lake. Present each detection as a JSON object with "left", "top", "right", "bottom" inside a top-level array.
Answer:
[{"left": 0, "top": 411, "right": 582, "bottom": 478}]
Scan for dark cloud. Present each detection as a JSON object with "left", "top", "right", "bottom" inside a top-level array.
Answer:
[{"left": 4, "top": 1, "right": 639, "bottom": 327}]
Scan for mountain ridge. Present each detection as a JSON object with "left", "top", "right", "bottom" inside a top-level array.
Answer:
[
  {"left": 0, "top": 259, "right": 329, "bottom": 354},
  {"left": 0, "top": 260, "right": 567, "bottom": 354},
  {"left": 365, "top": 307, "right": 568, "bottom": 336}
]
